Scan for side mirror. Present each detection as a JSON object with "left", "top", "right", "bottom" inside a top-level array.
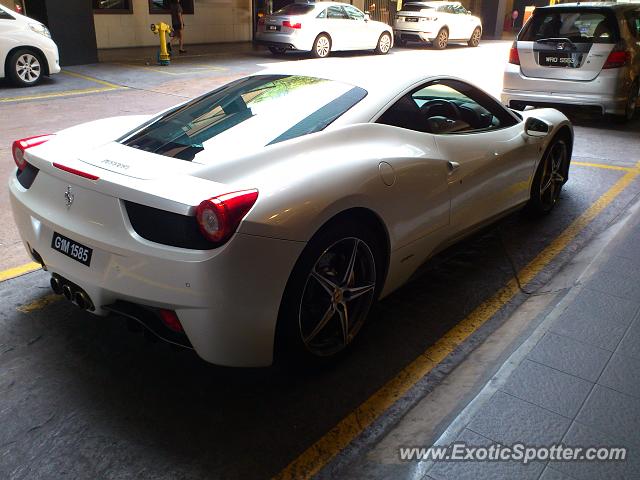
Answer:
[
  {"left": 524, "top": 117, "right": 551, "bottom": 137},
  {"left": 364, "top": 14, "right": 370, "bottom": 21}
]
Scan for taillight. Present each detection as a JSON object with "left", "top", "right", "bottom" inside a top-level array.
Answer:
[
  {"left": 196, "top": 189, "right": 259, "bottom": 245},
  {"left": 283, "top": 20, "right": 301, "bottom": 29},
  {"left": 603, "top": 50, "right": 630, "bottom": 69},
  {"left": 508, "top": 46, "right": 520, "bottom": 65},
  {"left": 159, "top": 309, "right": 183, "bottom": 333},
  {"left": 12, "top": 134, "right": 54, "bottom": 172}
]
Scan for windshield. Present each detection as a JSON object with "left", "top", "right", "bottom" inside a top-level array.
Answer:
[
  {"left": 119, "top": 75, "right": 367, "bottom": 161},
  {"left": 520, "top": 9, "right": 619, "bottom": 43},
  {"left": 402, "top": 4, "right": 435, "bottom": 12},
  {"left": 272, "top": 4, "right": 315, "bottom": 15}
]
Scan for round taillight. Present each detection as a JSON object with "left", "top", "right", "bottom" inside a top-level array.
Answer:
[
  {"left": 12, "top": 141, "right": 26, "bottom": 171},
  {"left": 12, "top": 134, "right": 55, "bottom": 172},
  {"left": 196, "top": 189, "right": 259, "bottom": 245}
]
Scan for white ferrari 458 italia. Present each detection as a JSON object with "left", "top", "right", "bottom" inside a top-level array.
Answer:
[{"left": 9, "top": 69, "right": 573, "bottom": 367}]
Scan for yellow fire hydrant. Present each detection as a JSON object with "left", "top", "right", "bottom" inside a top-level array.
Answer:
[{"left": 150, "top": 22, "right": 172, "bottom": 66}]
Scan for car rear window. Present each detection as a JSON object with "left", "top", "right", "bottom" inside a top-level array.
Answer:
[
  {"left": 273, "top": 4, "right": 315, "bottom": 15},
  {"left": 119, "top": 75, "right": 367, "bottom": 161},
  {"left": 520, "top": 9, "right": 619, "bottom": 43},
  {"left": 401, "top": 4, "right": 434, "bottom": 12}
]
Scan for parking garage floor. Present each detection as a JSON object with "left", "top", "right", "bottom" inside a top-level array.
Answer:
[{"left": 1, "top": 41, "right": 639, "bottom": 480}]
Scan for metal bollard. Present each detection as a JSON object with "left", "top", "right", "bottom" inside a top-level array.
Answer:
[{"left": 150, "top": 22, "right": 172, "bottom": 66}]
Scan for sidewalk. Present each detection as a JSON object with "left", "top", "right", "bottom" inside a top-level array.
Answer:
[{"left": 415, "top": 201, "right": 640, "bottom": 479}]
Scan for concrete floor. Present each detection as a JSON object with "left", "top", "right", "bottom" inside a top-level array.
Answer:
[{"left": 1, "top": 41, "right": 639, "bottom": 479}]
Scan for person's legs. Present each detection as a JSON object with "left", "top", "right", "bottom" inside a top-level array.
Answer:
[{"left": 178, "top": 29, "right": 185, "bottom": 52}]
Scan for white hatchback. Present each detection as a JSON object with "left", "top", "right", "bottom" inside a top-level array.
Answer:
[
  {"left": 0, "top": 4, "right": 60, "bottom": 87},
  {"left": 255, "top": 1, "right": 393, "bottom": 58},
  {"left": 394, "top": 1, "right": 482, "bottom": 49}
]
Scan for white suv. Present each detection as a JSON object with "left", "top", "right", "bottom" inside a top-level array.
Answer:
[
  {"left": 394, "top": 1, "right": 482, "bottom": 49},
  {"left": 0, "top": 4, "right": 60, "bottom": 87}
]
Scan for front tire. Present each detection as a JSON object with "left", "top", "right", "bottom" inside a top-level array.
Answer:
[
  {"left": 8, "top": 49, "right": 44, "bottom": 87},
  {"left": 525, "top": 137, "right": 569, "bottom": 215},
  {"left": 468, "top": 27, "right": 481, "bottom": 47},
  {"left": 276, "top": 219, "right": 382, "bottom": 364},
  {"left": 433, "top": 28, "right": 448, "bottom": 50},
  {"left": 375, "top": 32, "right": 392, "bottom": 54},
  {"left": 312, "top": 33, "right": 331, "bottom": 58}
]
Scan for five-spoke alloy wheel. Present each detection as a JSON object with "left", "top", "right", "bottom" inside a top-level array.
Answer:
[
  {"left": 299, "top": 237, "right": 377, "bottom": 357},
  {"left": 277, "top": 219, "right": 382, "bottom": 363},
  {"left": 527, "top": 137, "right": 569, "bottom": 214}
]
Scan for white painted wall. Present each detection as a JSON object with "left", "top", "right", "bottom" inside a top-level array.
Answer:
[{"left": 94, "top": 0, "right": 253, "bottom": 49}]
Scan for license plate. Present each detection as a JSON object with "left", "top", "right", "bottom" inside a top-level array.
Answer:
[
  {"left": 267, "top": 25, "right": 280, "bottom": 31},
  {"left": 406, "top": 17, "right": 419, "bottom": 22},
  {"left": 51, "top": 232, "right": 93, "bottom": 267},
  {"left": 539, "top": 52, "right": 577, "bottom": 67}
]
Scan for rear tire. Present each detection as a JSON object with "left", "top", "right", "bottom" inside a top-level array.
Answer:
[
  {"left": 374, "top": 32, "right": 392, "bottom": 54},
  {"left": 525, "top": 136, "right": 569, "bottom": 215},
  {"left": 468, "top": 27, "right": 481, "bottom": 47},
  {"left": 617, "top": 79, "right": 639, "bottom": 123},
  {"left": 7, "top": 49, "right": 44, "bottom": 87},
  {"left": 312, "top": 33, "right": 331, "bottom": 58},
  {"left": 275, "top": 219, "right": 383, "bottom": 365},
  {"left": 433, "top": 28, "right": 448, "bottom": 50}
]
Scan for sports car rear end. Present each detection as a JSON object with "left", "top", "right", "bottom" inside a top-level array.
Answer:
[{"left": 8, "top": 74, "right": 368, "bottom": 367}]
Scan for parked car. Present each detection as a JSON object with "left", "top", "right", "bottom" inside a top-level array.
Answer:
[
  {"left": 254, "top": 1, "right": 393, "bottom": 58},
  {"left": 0, "top": 3, "right": 60, "bottom": 87},
  {"left": 394, "top": 1, "right": 482, "bottom": 49},
  {"left": 9, "top": 69, "right": 572, "bottom": 367},
  {"left": 502, "top": 2, "right": 640, "bottom": 122}
]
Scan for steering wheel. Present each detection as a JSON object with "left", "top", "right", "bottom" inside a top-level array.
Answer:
[{"left": 420, "top": 99, "right": 461, "bottom": 121}]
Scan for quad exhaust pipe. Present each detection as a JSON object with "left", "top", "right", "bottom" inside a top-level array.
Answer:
[{"left": 50, "top": 274, "right": 95, "bottom": 311}]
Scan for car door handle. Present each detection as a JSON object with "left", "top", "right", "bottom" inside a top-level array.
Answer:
[{"left": 447, "top": 161, "right": 460, "bottom": 173}]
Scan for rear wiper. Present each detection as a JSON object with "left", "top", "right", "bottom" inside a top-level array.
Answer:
[{"left": 535, "top": 37, "right": 576, "bottom": 48}]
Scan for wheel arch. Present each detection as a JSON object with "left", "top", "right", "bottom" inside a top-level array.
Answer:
[
  {"left": 310, "top": 207, "right": 391, "bottom": 288},
  {"left": 5, "top": 46, "right": 50, "bottom": 76}
]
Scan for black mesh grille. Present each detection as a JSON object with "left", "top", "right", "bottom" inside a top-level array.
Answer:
[
  {"left": 124, "top": 201, "right": 215, "bottom": 250},
  {"left": 16, "top": 163, "right": 39, "bottom": 189}
]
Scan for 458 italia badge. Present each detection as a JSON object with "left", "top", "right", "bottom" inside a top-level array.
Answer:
[{"left": 64, "top": 186, "right": 74, "bottom": 208}]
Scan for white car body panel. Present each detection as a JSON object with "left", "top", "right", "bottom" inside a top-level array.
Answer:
[
  {"left": 394, "top": 1, "right": 481, "bottom": 43},
  {"left": 255, "top": 1, "right": 392, "bottom": 53},
  {"left": 8, "top": 67, "right": 572, "bottom": 367},
  {"left": 0, "top": 4, "right": 60, "bottom": 79}
]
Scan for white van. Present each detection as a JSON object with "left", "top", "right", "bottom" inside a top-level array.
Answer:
[{"left": 0, "top": 4, "right": 60, "bottom": 87}]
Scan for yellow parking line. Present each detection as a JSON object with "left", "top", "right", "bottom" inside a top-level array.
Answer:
[
  {"left": 0, "top": 85, "right": 125, "bottom": 103},
  {"left": 0, "top": 70, "right": 127, "bottom": 103},
  {"left": 18, "top": 294, "right": 60, "bottom": 313},
  {"left": 0, "top": 262, "right": 41, "bottom": 282},
  {"left": 274, "top": 162, "right": 640, "bottom": 480},
  {"left": 572, "top": 161, "right": 636, "bottom": 172},
  {"left": 60, "top": 69, "right": 124, "bottom": 89}
]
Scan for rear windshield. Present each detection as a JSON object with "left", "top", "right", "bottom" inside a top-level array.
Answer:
[
  {"left": 520, "top": 9, "right": 619, "bottom": 43},
  {"left": 119, "top": 75, "right": 367, "bottom": 161},
  {"left": 401, "top": 4, "right": 435, "bottom": 12},
  {"left": 273, "top": 4, "right": 315, "bottom": 15}
]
